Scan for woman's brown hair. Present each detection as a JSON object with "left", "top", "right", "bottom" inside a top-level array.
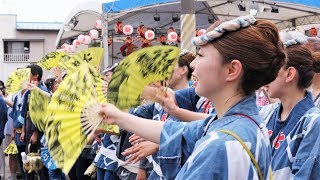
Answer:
[
  {"left": 284, "top": 45, "right": 320, "bottom": 89},
  {"left": 179, "top": 52, "right": 195, "bottom": 80},
  {"left": 207, "top": 20, "right": 286, "bottom": 95}
]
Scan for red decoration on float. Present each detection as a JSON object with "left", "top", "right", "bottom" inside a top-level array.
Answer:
[
  {"left": 115, "top": 21, "right": 123, "bottom": 34},
  {"left": 137, "top": 24, "right": 147, "bottom": 37},
  {"left": 159, "top": 35, "right": 167, "bottom": 45},
  {"left": 310, "top": 27, "right": 318, "bottom": 37}
]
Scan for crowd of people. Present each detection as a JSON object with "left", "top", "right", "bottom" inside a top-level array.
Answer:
[{"left": 0, "top": 14, "right": 320, "bottom": 180}]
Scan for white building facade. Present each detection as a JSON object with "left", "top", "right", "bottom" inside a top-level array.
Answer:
[{"left": 0, "top": 14, "right": 61, "bottom": 82}]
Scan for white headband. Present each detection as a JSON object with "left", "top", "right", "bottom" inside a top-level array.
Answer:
[
  {"left": 180, "top": 49, "right": 192, "bottom": 57},
  {"left": 192, "top": 15, "right": 256, "bottom": 46},
  {"left": 283, "top": 37, "right": 306, "bottom": 47},
  {"left": 103, "top": 63, "right": 119, "bottom": 73}
]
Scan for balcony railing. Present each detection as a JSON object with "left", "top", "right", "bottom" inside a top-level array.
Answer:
[{"left": 4, "top": 53, "right": 30, "bottom": 62}]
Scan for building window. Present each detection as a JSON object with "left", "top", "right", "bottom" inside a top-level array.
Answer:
[
  {"left": 4, "top": 41, "right": 30, "bottom": 54},
  {"left": 3, "top": 41, "right": 30, "bottom": 62}
]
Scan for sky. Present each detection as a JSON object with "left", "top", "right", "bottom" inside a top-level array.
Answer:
[{"left": 0, "top": 0, "right": 111, "bottom": 22}]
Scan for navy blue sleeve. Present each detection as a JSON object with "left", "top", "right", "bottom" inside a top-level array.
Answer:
[
  {"left": 175, "top": 88, "right": 200, "bottom": 112},
  {"left": 158, "top": 118, "right": 210, "bottom": 179},
  {"left": 9, "top": 96, "right": 17, "bottom": 120},
  {"left": 20, "top": 91, "right": 30, "bottom": 119},
  {"left": 38, "top": 83, "right": 49, "bottom": 93},
  {"left": 22, "top": 84, "right": 48, "bottom": 133},
  {"left": 131, "top": 103, "right": 155, "bottom": 119},
  {"left": 116, "top": 104, "right": 155, "bottom": 159},
  {"left": 0, "top": 97, "right": 8, "bottom": 139},
  {"left": 21, "top": 91, "right": 37, "bottom": 132}
]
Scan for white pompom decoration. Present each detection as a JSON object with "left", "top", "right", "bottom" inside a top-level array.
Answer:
[
  {"left": 145, "top": 30, "right": 155, "bottom": 40},
  {"left": 167, "top": 32, "right": 178, "bottom": 42},
  {"left": 78, "top": 34, "right": 85, "bottom": 43},
  {"left": 61, "top": 43, "right": 68, "bottom": 49},
  {"left": 72, "top": 39, "right": 81, "bottom": 47},
  {"left": 89, "top": 29, "right": 99, "bottom": 39},
  {"left": 56, "top": 49, "right": 65, "bottom": 52},
  {"left": 63, "top": 45, "right": 69, "bottom": 52},
  {"left": 95, "top": 20, "right": 102, "bottom": 29},
  {"left": 63, "top": 45, "right": 70, "bottom": 53},
  {"left": 123, "top": 25, "right": 133, "bottom": 35},
  {"left": 67, "top": 45, "right": 76, "bottom": 53},
  {"left": 197, "top": 29, "right": 206, "bottom": 36},
  {"left": 83, "top": 35, "right": 92, "bottom": 45}
]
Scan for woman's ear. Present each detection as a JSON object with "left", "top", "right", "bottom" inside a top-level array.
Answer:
[
  {"left": 225, "top": 60, "right": 242, "bottom": 82},
  {"left": 180, "top": 66, "right": 188, "bottom": 77},
  {"left": 285, "top": 67, "right": 297, "bottom": 83}
]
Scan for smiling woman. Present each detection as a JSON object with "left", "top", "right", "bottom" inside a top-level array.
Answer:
[{"left": 99, "top": 15, "right": 286, "bottom": 179}]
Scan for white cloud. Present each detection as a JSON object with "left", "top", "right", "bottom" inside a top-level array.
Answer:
[{"left": 0, "top": 0, "right": 109, "bottom": 22}]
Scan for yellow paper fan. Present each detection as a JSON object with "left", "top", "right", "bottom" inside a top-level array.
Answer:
[
  {"left": 45, "top": 63, "right": 118, "bottom": 174},
  {"left": 107, "top": 45, "right": 180, "bottom": 110},
  {"left": 4, "top": 141, "right": 18, "bottom": 155},
  {"left": 6, "top": 68, "right": 30, "bottom": 95},
  {"left": 37, "top": 51, "right": 67, "bottom": 70},
  {"left": 58, "top": 47, "right": 104, "bottom": 73},
  {"left": 29, "top": 90, "right": 50, "bottom": 132}
]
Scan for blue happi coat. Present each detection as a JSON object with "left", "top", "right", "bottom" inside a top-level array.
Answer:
[
  {"left": 263, "top": 92, "right": 320, "bottom": 179},
  {"left": 93, "top": 134, "right": 119, "bottom": 172},
  {"left": 149, "top": 88, "right": 215, "bottom": 180},
  {"left": 158, "top": 95, "right": 272, "bottom": 179}
]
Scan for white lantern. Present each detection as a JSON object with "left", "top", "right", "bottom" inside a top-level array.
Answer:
[
  {"left": 167, "top": 32, "right": 178, "bottom": 42},
  {"left": 145, "top": 30, "right": 155, "bottom": 40},
  {"left": 68, "top": 45, "right": 76, "bottom": 53},
  {"left": 78, "top": 34, "right": 85, "bottom": 43},
  {"left": 123, "top": 25, "right": 133, "bottom": 35},
  {"left": 83, "top": 35, "right": 92, "bottom": 45},
  {"left": 63, "top": 45, "right": 70, "bottom": 53},
  {"left": 89, "top": 29, "right": 99, "bottom": 39},
  {"left": 72, "top": 39, "right": 81, "bottom": 47},
  {"left": 95, "top": 20, "right": 102, "bottom": 29},
  {"left": 61, "top": 43, "right": 68, "bottom": 49},
  {"left": 56, "top": 49, "right": 65, "bottom": 52},
  {"left": 197, "top": 29, "right": 206, "bottom": 36},
  {"left": 63, "top": 45, "right": 69, "bottom": 52}
]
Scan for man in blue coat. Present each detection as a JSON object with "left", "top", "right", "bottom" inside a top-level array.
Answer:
[{"left": 0, "top": 92, "right": 8, "bottom": 146}]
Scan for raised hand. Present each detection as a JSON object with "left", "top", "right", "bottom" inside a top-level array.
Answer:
[
  {"left": 156, "top": 89, "right": 178, "bottom": 115},
  {"left": 129, "top": 134, "right": 145, "bottom": 145},
  {"left": 122, "top": 141, "right": 159, "bottom": 163},
  {"left": 99, "top": 103, "right": 123, "bottom": 125}
]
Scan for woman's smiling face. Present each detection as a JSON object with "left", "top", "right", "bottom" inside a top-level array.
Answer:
[{"left": 190, "top": 44, "right": 228, "bottom": 98}]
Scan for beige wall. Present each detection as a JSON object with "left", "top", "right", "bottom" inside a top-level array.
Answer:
[
  {"left": 0, "top": 14, "right": 59, "bottom": 82},
  {"left": 15, "top": 30, "right": 58, "bottom": 53},
  {"left": 29, "top": 41, "right": 44, "bottom": 62}
]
